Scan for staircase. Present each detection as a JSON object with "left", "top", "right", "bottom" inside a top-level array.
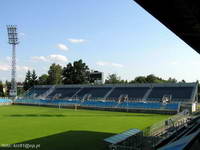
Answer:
[
  {"left": 143, "top": 88, "right": 152, "bottom": 100},
  {"left": 104, "top": 87, "right": 115, "bottom": 99},
  {"left": 38, "top": 85, "right": 56, "bottom": 99},
  {"left": 21, "top": 87, "right": 34, "bottom": 98},
  {"left": 82, "top": 94, "right": 90, "bottom": 101},
  {"left": 71, "top": 87, "right": 84, "bottom": 99}
]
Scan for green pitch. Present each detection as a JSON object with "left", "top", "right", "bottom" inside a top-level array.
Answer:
[{"left": 0, "top": 105, "right": 170, "bottom": 150}]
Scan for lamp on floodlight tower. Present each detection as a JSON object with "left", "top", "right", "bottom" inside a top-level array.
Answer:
[{"left": 7, "top": 25, "right": 19, "bottom": 98}]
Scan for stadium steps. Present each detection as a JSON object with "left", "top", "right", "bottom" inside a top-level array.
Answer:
[
  {"left": 38, "top": 85, "right": 56, "bottom": 99},
  {"left": 143, "top": 87, "right": 153, "bottom": 100},
  {"left": 104, "top": 87, "right": 115, "bottom": 99},
  {"left": 22, "top": 87, "right": 34, "bottom": 98},
  {"left": 71, "top": 87, "right": 84, "bottom": 99}
]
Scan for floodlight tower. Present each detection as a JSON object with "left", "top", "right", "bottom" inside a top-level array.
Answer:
[{"left": 7, "top": 25, "right": 19, "bottom": 97}]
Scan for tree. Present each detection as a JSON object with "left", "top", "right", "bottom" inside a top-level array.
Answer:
[
  {"left": 130, "top": 74, "right": 179, "bottom": 84},
  {"left": 0, "top": 81, "right": 4, "bottom": 97},
  {"left": 62, "top": 63, "right": 74, "bottom": 84},
  {"left": 23, "top": 70, "right": 38, "bottom": 91},
  {"left": 146, "top": 74, "right": 166, "bottom": 83},
  {"left": 5, "top": 80, "right": 11, "bottom": 96},
  {"left": 179, "top": 79, "right": 186, "bottom": 83},
  {"left": 105, "top": 74, "right": 122, "bottom": 84},
  {"left": 30, "top": 70, "right": 38, "bottom": 86},
  {"left": 167, "top": 77, "right": 177, "bottom": 83},
  {"left": 146, "top": 74, "right": 156, "bottom": 83},
  {"left": 72, "top": 60, "right": 90, "bottom": 84},
  {"left": 48, "top": 63, "right": 63, "bottom": 85},
  {"left": 23, "top": 70, "right": 32, "bottom": 91},
  {"left": 62, "top": 59, "right": 90, "bottom": 84},
  {"left": 38, "top": 74, "right": 49, "bottom": 85},
  {"left": 120, "top": 80, "right": 128, "bottom": 84},
  {"left": 132, "top": 76, "right": 147, "bottom": 83}
]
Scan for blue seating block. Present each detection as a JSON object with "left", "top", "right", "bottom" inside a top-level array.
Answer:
[{"left": 15, "top": 99, "right": 179, "bottom": 111}]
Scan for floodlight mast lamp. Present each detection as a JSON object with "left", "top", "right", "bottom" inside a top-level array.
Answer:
[{"left": 7, "top": 25, "right": 19, "bottom": 97}]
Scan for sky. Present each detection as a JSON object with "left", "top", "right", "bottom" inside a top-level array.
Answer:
[{"left": 0, "top": 0, "right": 200, "bottom": 82}]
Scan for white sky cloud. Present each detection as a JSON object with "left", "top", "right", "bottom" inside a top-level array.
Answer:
[
  {"left": 6, "top": 56, "right": 11, "bottom": 62},
  {"left": 170, "top": 61, "right": 178, "bottom": 65},
  {"left": 57, "top": 43, "right": 69, "bottom": 51},
  {"left": 0, "top": 64, "right": 30, "bottom": 72},
  {"left": 31, "top": 56, "right": 47, "bottom": 62},
  {"left": 31, "top": 54, "right": 68, "bottom": 63},
  {"left": 111, "top": 63, "right": 124, "bottom": 68},
  {"left": 47, "top": 54, "right": 68, "bottom": 63},
  {"left": 96, "top": 61, "right": 107, "bottom": 66},
  {"left": 68, "top": 38, "right": 87, "bottom": 43},
  {"left": 0, "top": 64, "right": 10, "bottom": 71},
  {"left": 16, "top": 66, "right": 30, "bottom": 71},
  {"left": 96, "top": 61, "right": 124, "bottom": 68}
]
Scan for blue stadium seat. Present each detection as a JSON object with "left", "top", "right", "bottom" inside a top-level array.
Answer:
[
  {"left": 15, "top": 99, "right": 179, "bottom": 111},
  {"left": 107, "top": 87, "right": 149, "bottom": 100},
  {"left": 147, "top": 87, "right": 193, "bottom": 101},
  {"left": 76, "top": 87, "right": 112, "bottom": 99},
  {"left": 0, "top": 98, "right": 12, "bottom": 104}
]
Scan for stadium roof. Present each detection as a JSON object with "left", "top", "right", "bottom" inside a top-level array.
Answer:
[
  {"left": 35, "top": 82, "right": 197, "bottom": 88},
  {"left": 104, "top": 128, "right": 141, "bottom": 144},
  {"left": 134, "top": 0, "right": 200, "bottom": 54}
]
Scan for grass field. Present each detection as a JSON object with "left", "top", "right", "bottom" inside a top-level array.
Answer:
[{"left": 0, "top": 105, "right": 170, "bottom": 150}]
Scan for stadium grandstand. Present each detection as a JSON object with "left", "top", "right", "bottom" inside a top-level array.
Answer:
[
  {"left": 98, "top": 0, "right": 200, "bottom": 149},
  {"left": 13, "top": 0, "right": 200, "bottom": 148},
  {"left": 15, "top": 82, "right": 198, "bottom": 114},
  {"left": 1, "top": 0, "right": 200, "bottom": 150}
]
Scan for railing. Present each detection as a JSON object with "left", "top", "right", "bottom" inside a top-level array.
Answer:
[
  {"left": 142, "top": 110, "right": 190, "bottom": 147},
  {"left": 14, "top": 98, "right": 180, "bottom": 112}
]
